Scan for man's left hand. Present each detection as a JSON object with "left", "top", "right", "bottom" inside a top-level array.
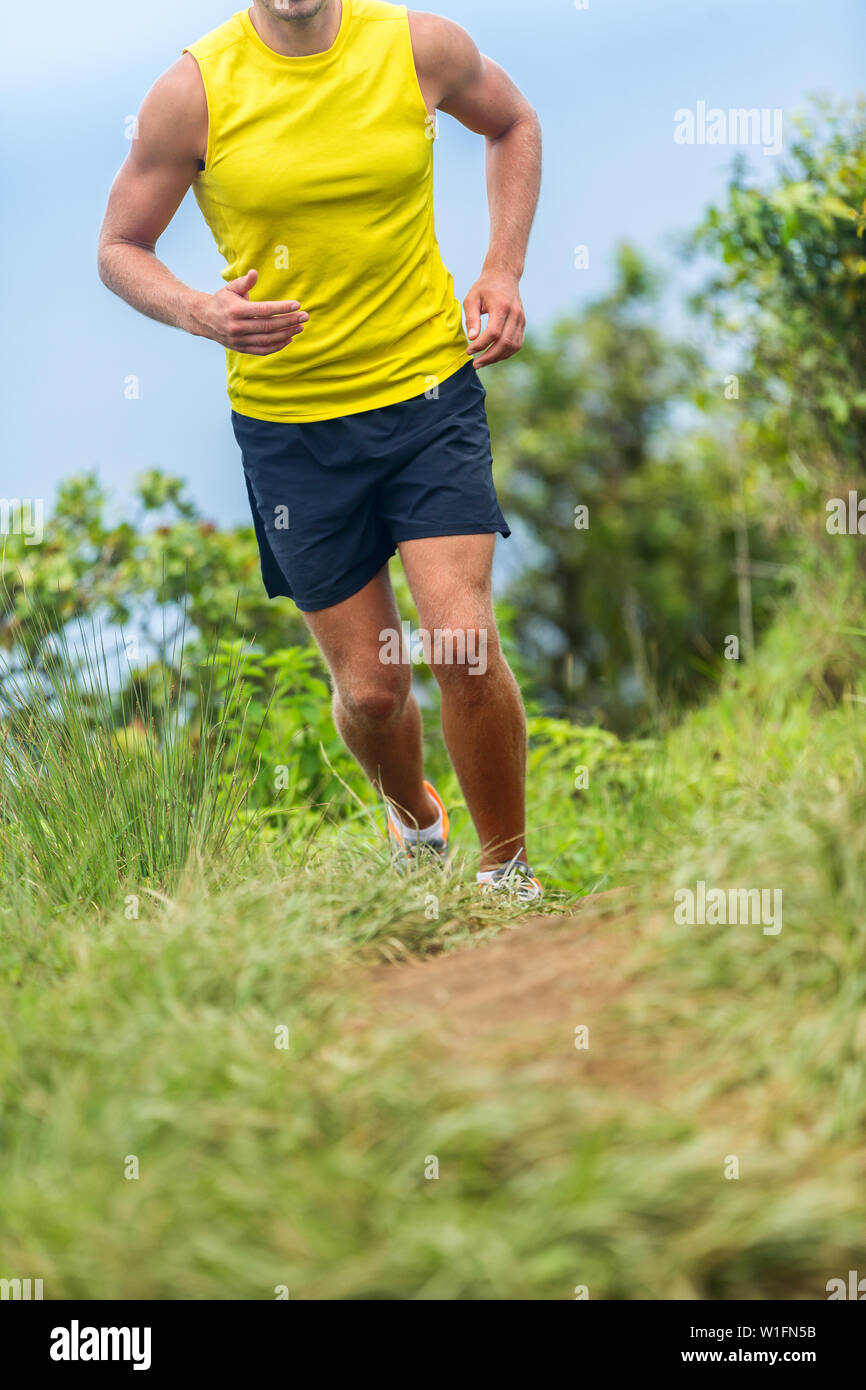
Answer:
[{"left": 464, "top": 270, "right": 526, "bottom": 369}]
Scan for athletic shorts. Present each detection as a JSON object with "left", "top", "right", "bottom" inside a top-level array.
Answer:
[{"left": 231, "top": 362, "right": 511, "bottom": 612}]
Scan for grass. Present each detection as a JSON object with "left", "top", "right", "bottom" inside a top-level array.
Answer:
[
  {"left": 0, "top": 619, "right": 257, "bottom": 913},
  {"left": 1, "top": 550, "right": 865, "bottom": 1299}
]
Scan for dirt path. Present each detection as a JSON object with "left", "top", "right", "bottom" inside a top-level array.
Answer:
[{"left": 361, "top": 890, "right": 660, "bottom": 1094}]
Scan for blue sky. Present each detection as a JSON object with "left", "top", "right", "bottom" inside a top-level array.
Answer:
[{"left": 1, "top": 0, "right": 863, "bottom": 526}]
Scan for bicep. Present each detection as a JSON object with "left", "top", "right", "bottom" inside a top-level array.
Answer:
[
  {"left": 409, "top": 12, "right": 530, "bottom": 138},
  {"left": 440, "top": 55, "right": 530, "bottom": 138},
  {"left": 99, "top": 56, "right": 205, "bottom": 251}
]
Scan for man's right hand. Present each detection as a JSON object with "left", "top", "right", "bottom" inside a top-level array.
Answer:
[
  {"left": 98, "top": 60, "right": 311, "bottom": 353},
  {"left": 191, "top": 269, "right": 309, "bottom": 355}
]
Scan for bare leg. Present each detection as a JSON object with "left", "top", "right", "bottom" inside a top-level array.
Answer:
[
  {"left": 303, "top": 566, "right": 438, "bottom": 828},
  {"left": 398, "top": 535, "right": 528, "bottom": 870}
]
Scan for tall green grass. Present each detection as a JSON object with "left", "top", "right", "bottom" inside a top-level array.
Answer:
[
  {"left": 0, "top": 618, "right": 257, "bottom": 913},
  {"left": 1, "top": 550, "right": 864, "bottom": 1298}
]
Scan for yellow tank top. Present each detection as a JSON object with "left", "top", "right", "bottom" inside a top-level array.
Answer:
[{"left": 183, "top": 2, "right": 469, "bottom": 423}]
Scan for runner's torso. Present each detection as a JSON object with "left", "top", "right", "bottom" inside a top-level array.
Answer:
[{"left": 183, "top": 1, "right": 469, "bottom": 423}]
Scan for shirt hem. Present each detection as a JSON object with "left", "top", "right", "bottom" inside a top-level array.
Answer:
[{"left": 228, "top": 349, "right": 471, "bottom": 424}]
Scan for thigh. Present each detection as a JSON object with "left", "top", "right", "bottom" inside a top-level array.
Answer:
[
  {"left": 398, "top": 534, "right": 497, "bottom": 631},
  {"left": 302, "top": 562, "right": 403, "bottom": 686}
]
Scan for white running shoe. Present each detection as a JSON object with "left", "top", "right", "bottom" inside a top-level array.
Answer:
[
  {"left": 478, "top": 856, "right": 545, "bottom": 904},
  {"left": 386, "top": 781, "right": 449, "bottom": 868}
]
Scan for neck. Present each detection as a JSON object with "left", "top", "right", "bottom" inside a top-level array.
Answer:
[{"left": 248, "top": 1, "right": 343, "bottom": 58}]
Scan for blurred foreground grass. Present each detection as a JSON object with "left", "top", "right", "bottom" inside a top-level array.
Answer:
[{"left": 1, "top": 552, "right": 864, "bottom": 1299}]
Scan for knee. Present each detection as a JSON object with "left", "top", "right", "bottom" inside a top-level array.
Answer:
[
  {"left": 338, "top": 668, "right": 410, "bottom": 724},
  {"left": 426, "top": 621, "right": 500, "bottom": 689}
]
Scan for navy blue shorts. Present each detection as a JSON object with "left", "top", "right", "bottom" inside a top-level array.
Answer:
[{"left": 231, "top": 362, "right": 511, "bottom": 612}]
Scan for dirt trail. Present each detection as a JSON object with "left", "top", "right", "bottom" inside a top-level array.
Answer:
[{"left": 362, "top": 890, "right": 661, "bottom": 1093}]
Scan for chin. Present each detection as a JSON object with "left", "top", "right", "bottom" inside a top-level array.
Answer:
[{"left": 269, "top": 0, "right": 329, "bottom": 19}]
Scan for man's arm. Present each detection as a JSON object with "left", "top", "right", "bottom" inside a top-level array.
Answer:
[
  {"left": 409, "top": 12, "right": 541, "bottom": 368},
  {"left": 97, "top": 56, "right": 308, "bottom": 355}
]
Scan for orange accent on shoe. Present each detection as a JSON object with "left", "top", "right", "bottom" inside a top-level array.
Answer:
[
  {"left": 423, "top": 780, "right": 449, "bottom": 842},
  {"left": 386, "top": 804, "right": 405, "bottom": 845},
  {"left": 387, "top": 781, "right": 448, "bottom": 845}
]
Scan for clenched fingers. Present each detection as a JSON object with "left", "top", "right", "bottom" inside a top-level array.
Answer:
[
  {"left": 466, "top": 306, "right": 507, "bottom": 360},
  {"left": 471, "top": 309, "right": 525, "bottom": 368}
]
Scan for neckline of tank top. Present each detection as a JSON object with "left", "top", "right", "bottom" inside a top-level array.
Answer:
[{"left": 237, "top": 2, "right": 354, "bottom": 68}]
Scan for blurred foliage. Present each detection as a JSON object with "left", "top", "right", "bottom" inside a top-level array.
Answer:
[
  {"left": 485, "top": 246, "right": 779, "bottom": 727},
  {"left": 485, "top": 99, "right": 865, "bottom": 726},
  {"left": 693, "top": 98, "right": 866, "bottom": 466},
  {"left": 0, "top": 469, "right": 306, "bottom": 659}
]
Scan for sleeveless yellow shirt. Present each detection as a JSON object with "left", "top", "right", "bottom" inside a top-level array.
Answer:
[{"left": 183, "top": 2, "right": 469, "bottom": 423}]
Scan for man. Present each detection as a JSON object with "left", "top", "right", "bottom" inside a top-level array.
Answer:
[{"left": 98, "top": 1, "right": 543, "bottom": 900}]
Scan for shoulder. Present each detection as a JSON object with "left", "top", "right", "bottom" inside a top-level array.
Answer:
[
  {"left": 406, "top": 10, "right": 481, "bottom": 79},
  {"left": 146, "top": 15, "right": 247, "bottom": 132},
  {"left": 142, "top": 57, "right": 207, "bottom": 129},
  {"left": 132, "top": 56, "right": 208, "bottom": 163}
]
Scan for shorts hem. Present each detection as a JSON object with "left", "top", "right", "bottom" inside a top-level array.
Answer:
[
  {"left": 286, "top": 546, "right": 398, "bottom": 613},
  {"left": 391, "top": 523, "right": 511, "bottom": 543}
]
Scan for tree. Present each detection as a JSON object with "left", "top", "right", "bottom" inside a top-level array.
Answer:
[
  {"left": 485, "top": 246, "right": 774, "bottom": 728},
  {"left": 693, "top": 99, "right": 866, "bottom": 472}
]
